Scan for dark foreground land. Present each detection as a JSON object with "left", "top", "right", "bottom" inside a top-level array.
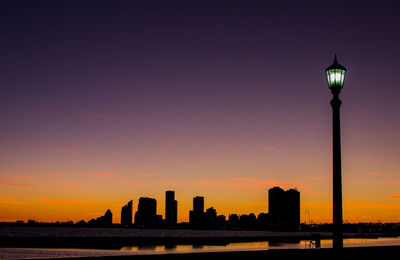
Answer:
[{"left": 50, "top": 246, "right": 400, "bottom": 260}]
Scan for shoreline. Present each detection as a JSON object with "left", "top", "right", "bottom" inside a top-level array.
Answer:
[
  {"left": 1, "top": 226, "right": 396, "bottom": 250},
  {"left": 0, "top": 234, "right": 393, "bottom": 249},
  {"left": 16, "top": 246, "right": 400, "bottom": 260}
]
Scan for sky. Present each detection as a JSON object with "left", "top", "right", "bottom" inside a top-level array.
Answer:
[{"left": 0, "top": 0, "right": 400, "bottom": 224}]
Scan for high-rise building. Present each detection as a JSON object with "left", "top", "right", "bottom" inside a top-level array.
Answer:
[
  {"left": 121, "top": 200, "right": 133, "bottom": 226},
  {"left": 165, "top": 191, "right": 177, "bottom": 226},
  {"left": 268, "top": 187, "right": 285, "bottom": 220},
  {"left": 285, "top": 188, "right": 300, "bottom": 229},
  {"left": 193, "top": 196, "right": 204, "bottom": 214},
  {"left": 268, "top": 187, "right": 300, "bottom": 230},
  {"left": 104, "top": 209, "right": 112, "bottom": 225},
  {"left": 189, "top": 196, "right": 204, "bottom": 226},
  {"left": 204, "top": 207, "right": 217, "bottom": 227},
  {"left": 228, "top": 214, "right": 239, "bottom": 228},
  {"left": 135, "top": 197, "right": 162, "bottom": 228}
]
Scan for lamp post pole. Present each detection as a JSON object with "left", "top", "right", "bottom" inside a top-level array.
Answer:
[
  {"left": 331, "top": 88, "right": 343, "bottom": 249},
  {"left": 326, "top": 55, "right": 346, "bottom": 249}
]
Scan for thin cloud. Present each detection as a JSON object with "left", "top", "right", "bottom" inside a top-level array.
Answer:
[
  {"left": 46, "top": 178, "right": 79, "bottom": 189},
  {"left": 148, "top": 177, "right": 301, "bottom": 191},
  {"left": 240, "top": 201, "right": 267, "bottom": 206},
  {"left": 87, "top": 173, "right": 116, "bottom": 178},
  {"left": 194, "top": 181, "right": 236, "bottom": 188},
  {"left": 302, "top": 185, "right": 319, "bottom": 195},
  {"left": 158, "top": 181, "right": 187, "bottom": 186},
  {"left": 344, "top": 201, "right": 400, "bottom": 210},
  {"left": 0, "top": 174, "right": 29, "bottom": 179},
  {"left": 35, "top": 198, "right": 101, "bottom": 205},
  {"left": 0, "top": 199, "right": 33, "bottom": 205},
  {"left": 390, "top": 195, "right": 400, "bottom": 199},
  {"left": 136, "top": 173, "right": 159, "bottom": 177},
  {"left": 258, "top": 144, "right": 280, "bottom": 151},
  {"left": 302, "top": 201, "right": 331, "bottom": 209},
  {"left": 230, "top": 177, "right": 256, "bottom": 182},
  {"left": 230, "top": 177, "right": 300, "bottom": 189},
  {"left": 0, "top": 182, "right": 32, "bottom": 187},
  {"left": 368, "top": 172, "right": 381, "bottom": 177},
  {"left": 127, "top": 181, "right": 142, "bottom": 186},
  {"left": 45, "top": 171, "right": 65, "bottom": 176}
]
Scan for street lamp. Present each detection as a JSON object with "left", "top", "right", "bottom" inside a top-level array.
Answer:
[{"left": 326, "top": 55, "right": 346, "bottom": 249}]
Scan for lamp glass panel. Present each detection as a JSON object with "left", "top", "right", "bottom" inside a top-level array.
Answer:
[
  {"left": 326, "top": 71, "right": 330, "bottom": 86},
  {"left": 327, "top": 69, "right": 336, "bottom": 87},
  {"left": 335, "top": 69, "right": 341, "bottom": 84},
  {"left": 329, "top": 70, "right": 333, "bottom": 85},
  {"left": 340, "top": 70, "right": 345, "bottom": 86}
]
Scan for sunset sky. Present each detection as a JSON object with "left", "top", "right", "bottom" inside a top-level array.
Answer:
[{"left": 1, "top": 0, "right": 400, "bottom": 224}]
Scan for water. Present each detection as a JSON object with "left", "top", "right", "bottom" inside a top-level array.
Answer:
[
  {"left": 1, "top": 237, "right": 400, "bottom": 259},
  {"left": 0, "top": 226, "right": 308, "bottom": 238},
  {"left": 120, "top": 237, "right": 400, "bottom": 252}
]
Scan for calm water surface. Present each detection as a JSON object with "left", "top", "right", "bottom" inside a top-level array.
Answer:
[{"left": 1, "top": 237, "right": 400, "bottom": 259}]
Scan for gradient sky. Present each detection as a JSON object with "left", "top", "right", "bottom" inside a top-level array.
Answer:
[{"left": 1, "top": 0, "right": 400, "bottom": 224}]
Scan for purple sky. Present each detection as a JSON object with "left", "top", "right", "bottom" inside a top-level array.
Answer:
[{"left": 1, "top": 0, "right": 400, "bottom": 222}]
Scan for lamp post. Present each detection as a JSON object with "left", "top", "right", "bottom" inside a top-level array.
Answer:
[{"left": 326, "top": 55, "right": 346, "bottom": 249}]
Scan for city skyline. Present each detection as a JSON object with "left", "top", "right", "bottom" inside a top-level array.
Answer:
[
  {"left": 1, "top": 186, "right": 395, "bottom": 226},
  {"left": 8, "top": 187, "right": 301, "bottom": 229},
  {"left": 1, "top": 1, "right": 400, "bottom": 224}
]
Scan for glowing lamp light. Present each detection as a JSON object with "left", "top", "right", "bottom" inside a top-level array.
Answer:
[{"left": 326, "top": 55, "right": 346, "bottom": 90}]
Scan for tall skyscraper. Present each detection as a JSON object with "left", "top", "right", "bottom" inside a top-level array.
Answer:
[
  {"left": 268, "top": 187, "right": 300, "bottom": 230},
  {"left": 135, "top": 197, "right": 162, "bottom": 228},
  {"left": 268, "top": 187, "right": 285, "bottom": 220},
  {"left": 204, "top": 207, "right": 217, "bottom": 227},
  {"left": 104, "top": 209, "right": 113, "bottom": 226},
  {"left": 165, "top": 191, "right": 178, "bottom": 226},
  {"left": 193, "top": 196, "right": 204, "bottom": 214},
  {"left": 189, "top": 196, "right": 204, "bottom": 226},
  {"left": 121, "top": 200, "right": 133, "bottom": 226},
  {"left": 285, "top": 188, "right": 300, "bottom": 229}
]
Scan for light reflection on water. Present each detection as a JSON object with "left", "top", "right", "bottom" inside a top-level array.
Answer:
[
  {"left": 120, "top": 237, "right": 400, "bottom": 253},
  {"left": 1, "top": 238, "right": 400, "bottom": 259}
]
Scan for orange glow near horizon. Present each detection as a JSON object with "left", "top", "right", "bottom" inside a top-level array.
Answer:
[{"left": 1, "top": 167, "right": 400, "bottom": 224}]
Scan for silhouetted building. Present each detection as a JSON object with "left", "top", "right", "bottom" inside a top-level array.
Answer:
[
  {"left": 104, "top": 209, "right": 112, "bottom": 225},
  {"left": 285, "top": 189, "right": 300, "bottom": 229},
  {"left": 121, "top": 200, "right": 133, "bottom": 226},
  {"left": 269, "top": 187, "right": 285, "bottom": 218},
  {"left": 268, "top": 187, "right": 300, "bottom": 230},
  {"left": 228, "top": 214, "right": 239, "bottom": 228},
  {"left": 135, "top": 197, "right": 162, "bottom": 228},
  {"left": 257, "top": 212, "right": 271, "bottom": 229},
  {"left": 88, "top": 209, "right": 112, "bottom": 226},
  {"left": 216, "top": 215, "right": 226, "bottom": 228},
  {"left": 165, "top": 191, "right": 177, "bottom": 226},
  {"left": 189, "top": 196, "right": 204, "bottom": 227},
  {"left": 193, "top": 196, "right": 204, "bottom": 213},
  {"left": 204, "top": 207, "right": 217, "bottom": 227},
  {"left": 238, "top": 213, "right": 257, "bottom": 229}
]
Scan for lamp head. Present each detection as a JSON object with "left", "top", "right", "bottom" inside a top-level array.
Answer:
[{"left": 326, "top": 55, "right": 346, "bottom": 91}]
